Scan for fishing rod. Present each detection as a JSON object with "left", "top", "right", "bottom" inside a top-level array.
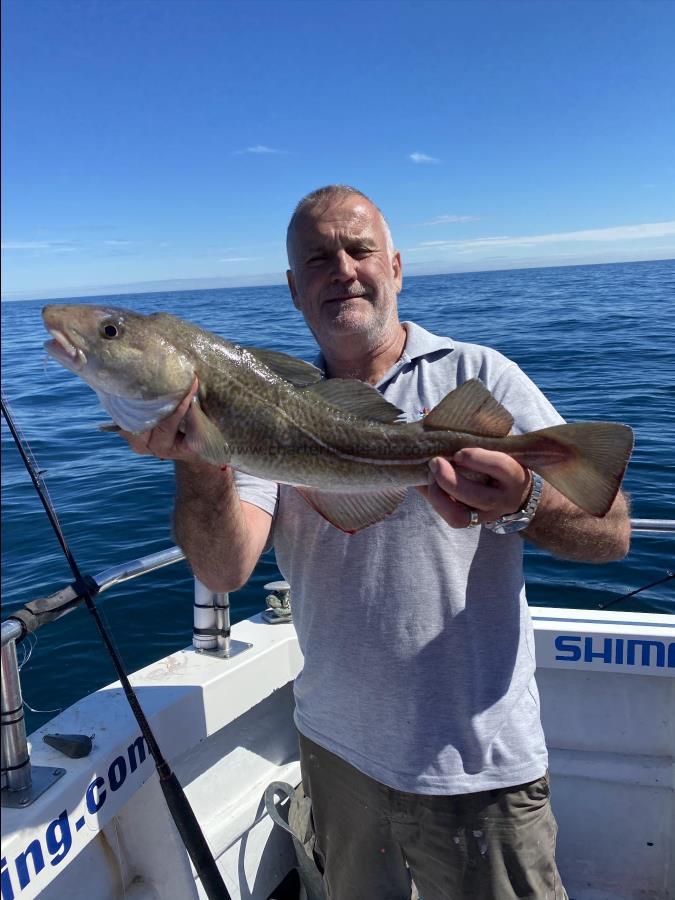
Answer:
[
  {"left": 599, "top": 570, "right": 674, "bottom": 610},
  {"left": 1, "top": 391, "right": 231, "bottom": 900}
]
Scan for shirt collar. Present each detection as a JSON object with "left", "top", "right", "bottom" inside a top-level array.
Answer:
[
  {"left": 399, "top": 321, "right": 454, "bottom": 361},
  {"left": 312, "top": 321, "right": 454, "bottom": 375}
]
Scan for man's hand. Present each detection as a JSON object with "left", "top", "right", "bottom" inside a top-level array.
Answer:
[
  {"left": 417, "top": 448, "right": 531, "bottom": 529},
  {"left": 418, "top": 447, "right": 631, "bottom": 561},
  {"left": 118, "top": 378, "right": 208, "bottom": 465},
  {"left": 113, "top": 375, "right": 270, "bottom": 591}
]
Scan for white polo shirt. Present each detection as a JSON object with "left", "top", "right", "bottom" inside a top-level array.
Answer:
[{"left": 235, "top": 321, "right": 563, "bottom": 794}]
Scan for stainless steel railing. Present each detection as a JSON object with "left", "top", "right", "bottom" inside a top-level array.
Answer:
[
  {"left": 1, "top": 546, "right": 185, "bottom": 649},
  {"left": 630, "top": 519, "right": 675, "bottom": 532}
]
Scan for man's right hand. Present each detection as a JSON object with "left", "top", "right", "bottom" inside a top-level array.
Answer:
[
  {"left": 113, "top": 376, "right": 271, "bottom": 592},
  {"left": 119, "top": 377, "right": 209, "bottom": 464}
]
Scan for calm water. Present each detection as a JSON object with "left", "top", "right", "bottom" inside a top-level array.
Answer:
[{"left": 2, "top": 260, "right": 674, "bottom": 732}]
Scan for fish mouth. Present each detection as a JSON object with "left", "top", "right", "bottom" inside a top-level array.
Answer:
[{"left": 44, "top": 328, "right": 87, "bottom": 371}]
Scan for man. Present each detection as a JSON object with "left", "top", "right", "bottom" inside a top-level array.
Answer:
[{"left": 124, "top": 185, "right": 630, "bottom": 899}]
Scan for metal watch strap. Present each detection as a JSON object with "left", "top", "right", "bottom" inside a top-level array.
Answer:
[{"left": 483, "top": 472, "right": 543, "bottom": 534}]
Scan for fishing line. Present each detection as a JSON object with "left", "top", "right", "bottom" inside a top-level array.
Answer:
[
  {"left": 16, "top": 635, "right": 64, "bottom": 714},
  {"left": 23, "top": 700, "right": 63, "bottom": 715},
  {"left": 1, "top": 391, "right": 231, "bottom": 900},
  {"left": 17, "top": 633, "right": 36, "bottom": 671}
]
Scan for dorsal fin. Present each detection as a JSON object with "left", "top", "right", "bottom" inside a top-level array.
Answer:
[
  {"left": 423, "top": 379, "right": 513, "bottom": 437},
  {"left": 240, "top": 346, "right": 323, "bottom": 387},
  {"left": 306, "top": 379, "right": 404, "bottom": 424}
]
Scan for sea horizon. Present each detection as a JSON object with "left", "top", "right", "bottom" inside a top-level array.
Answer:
[{"left": 2, "top": 254, "right": 674, "bottom": 304}]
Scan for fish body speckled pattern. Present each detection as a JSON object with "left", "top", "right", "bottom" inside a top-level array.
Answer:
[{"left": 43, "top": 304, "right": 633, "bottom": 533}]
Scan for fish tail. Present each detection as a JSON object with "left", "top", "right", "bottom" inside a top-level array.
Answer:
[{"left": 509, "top": 422, "right": 634, "bottom": 517}]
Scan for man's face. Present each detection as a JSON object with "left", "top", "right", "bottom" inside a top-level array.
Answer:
[{"left": 287, "top": 196, "right": 402, "bottom": 348}]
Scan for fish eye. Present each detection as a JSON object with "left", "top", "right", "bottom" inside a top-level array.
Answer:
[{"left": 101, "top": 322, "right": 121, "bottom": 339}]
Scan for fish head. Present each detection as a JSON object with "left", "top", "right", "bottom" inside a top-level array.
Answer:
[{"left": 43, "top": 304, "right": 196, "bottom": 431}]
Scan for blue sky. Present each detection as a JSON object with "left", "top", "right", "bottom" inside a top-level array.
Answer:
[{"left": 2, "top": 0, "right": 674, "bottom": 300}]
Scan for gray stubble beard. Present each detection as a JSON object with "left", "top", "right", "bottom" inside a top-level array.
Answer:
[{"left": 315, "top": 284, "right": 401, "bottom": 353}]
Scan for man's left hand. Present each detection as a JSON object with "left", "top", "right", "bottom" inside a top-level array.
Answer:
[{"left": 417, "top": 448, "right": 531, "bottom": 529}]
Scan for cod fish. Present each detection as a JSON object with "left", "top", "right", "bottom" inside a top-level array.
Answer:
[{"left": 42, "top": 304, "right": 634, "bottom": 533}]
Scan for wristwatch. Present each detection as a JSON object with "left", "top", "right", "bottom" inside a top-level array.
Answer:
[{"left": 484, "top": 472, "right": 543, "bottom": 535}]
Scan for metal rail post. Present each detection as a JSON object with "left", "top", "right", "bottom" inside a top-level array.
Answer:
[
  {"left": 214, "top": 592, "right": 231, "bottom": 656},
  {"left": 1, "top": 638, "right": 31, "bottom": 792},
  {"left": 1, "top": 636, "right": 65, "bottom": 808},
  {"left": 192, "top": 580, "right": 251, "bottom": 659}
]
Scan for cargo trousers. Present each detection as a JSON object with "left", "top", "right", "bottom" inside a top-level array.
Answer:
[{"left": 299, "top": 734, "right": 568, "bottom": 900}]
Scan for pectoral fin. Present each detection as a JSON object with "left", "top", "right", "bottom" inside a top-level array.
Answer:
[
  {"left": 295, "top": 486, "right": 408, "bottom": 533},
  {"left": 183, "top": 403, "right": 231, "bottom": 465}
]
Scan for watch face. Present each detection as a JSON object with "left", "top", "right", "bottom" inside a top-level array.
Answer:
[
  {"left": 488, "top": 514, "right": 530, "bottom": 534},
  {"left": 485, "top": 473, "right": 543, "bottom": 534}
]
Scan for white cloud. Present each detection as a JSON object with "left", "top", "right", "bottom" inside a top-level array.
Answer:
[
  {"left": 418, "top": 214, "right": 481, "bottom": 226},
  {"left": 3, "top": 241, "right": 64, "bottom": 250},
  {"left": 1, "top": 240, "right": 79, "bottom": 253},
  {"left": 414, "top": 221, "right": 675, "bottom": 251},
  {"left": 409, "top": 152, "right": 439, "bottom": 164},
  {"left": 2, "top": 241, "right": 48, "bottom": 250},
  {"left": 103, "top": 239, "right": 136, "bottom": 246},
  {"left": 235, "top": 144, "right": 283, "bottom": 155},
  {"left": 218, "top": 256, "right": 261, "bottom": 263}
]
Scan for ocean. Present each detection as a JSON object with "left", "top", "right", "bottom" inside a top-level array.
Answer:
[{"left": 2, "top": 259, "right": 674, "bottom": 732}]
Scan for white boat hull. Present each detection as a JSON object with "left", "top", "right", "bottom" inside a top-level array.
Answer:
[{"left": 1, "top": 608, "right": 673, "bottom": 899}]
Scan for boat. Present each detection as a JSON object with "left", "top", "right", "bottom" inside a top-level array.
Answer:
[{"left": 1, "top": 519, "right": 673, "bottom": 900}]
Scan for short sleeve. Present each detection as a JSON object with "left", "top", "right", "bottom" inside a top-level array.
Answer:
[{"left": 234, "top": 470, "right": 279, "bottom": 517}]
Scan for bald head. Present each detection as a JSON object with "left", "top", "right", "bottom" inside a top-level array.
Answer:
[{"left": 286, "top": 185, "right": 394, "bottom": 267}]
